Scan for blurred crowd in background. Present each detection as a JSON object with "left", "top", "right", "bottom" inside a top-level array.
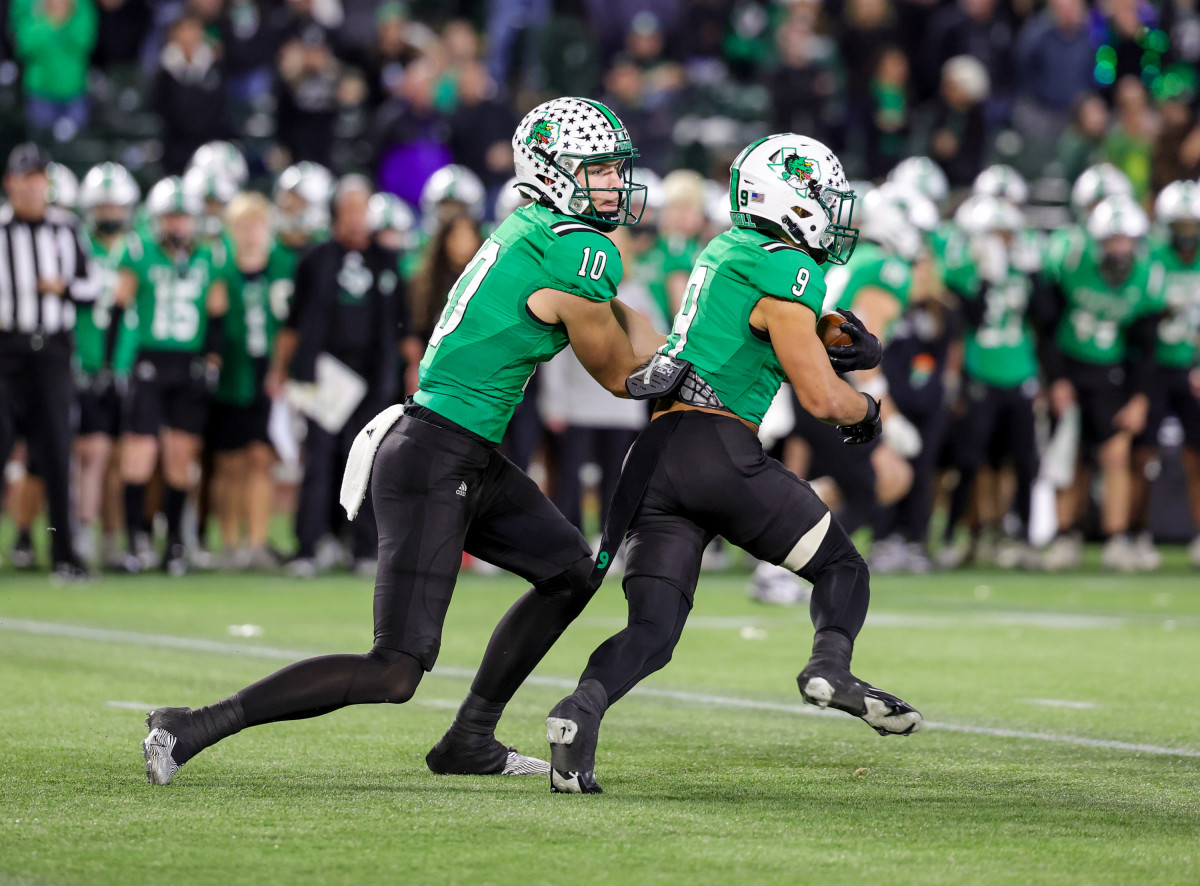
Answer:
[{"left": 1, "top": 0, "right": 1199, "bottom": 587}]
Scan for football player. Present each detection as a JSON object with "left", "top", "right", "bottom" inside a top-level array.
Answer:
[
  {"left": 73, "top": 163, "right": 141, "bottom": 567},
  {"left": 1042, "top": 195, "right": 1165, "bottom": 571},
  {"left": 140, "top": 97, "right": 664, "bottom": 785},
  {"left": 1130, "top": 181, "right": 1200, "bottom": 569},
  {"left": 114, "top": 177, "right": 229, "bottom": 575},
  {"left": 545, "top": 134, "right": 922, "bottom": 794},
  {"left": 940, "top": 194, "right": 1044, "bottom": 569},
  {"left": 208, "top": 192, "right": 296, "bottom": 569}
]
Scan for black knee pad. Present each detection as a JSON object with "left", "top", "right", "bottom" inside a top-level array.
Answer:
[
  {"left": 363, "top": 646, "right": 424, "bottom": 704},
  {"left": 533, "top": 554, "right": 594, "bottom": 599}
]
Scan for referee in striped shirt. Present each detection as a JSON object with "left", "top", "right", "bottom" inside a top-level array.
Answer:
[{"left": 0, "top": 143, "right": 98, "bottom": 579}]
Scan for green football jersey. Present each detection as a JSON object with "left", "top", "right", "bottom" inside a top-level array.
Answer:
[
  {"left": 1051, "top": 238, "right": 1164, "bottom": 365},
  {"left": 216, "top": 244, "right": 297, "bottom": 405},
  {"left": 822, "top": 241, "right": 911, "bottom": 337},
  {"left": 1148, "top": 238, "right": 1200, "bottom": 369},
  {"left": 660, "top": 227, "right": 826, "bottom": 425},
  {"left": 415, "top": 203, "right": 623, "bottom": 442},
  {"left": 635, "top": 234, "right": 701, "bottom": 328},
  {"left": 962, "top": 269, "right": 1039, "bottom": 388},
  {"left": 118, "top": 233, "right": 226, "bottom": 354},
  {"left": 75, "top": 233, "right": 138, "bottom": 375}
]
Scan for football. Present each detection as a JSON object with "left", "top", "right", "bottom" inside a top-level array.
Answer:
[{"left": 817, "top": 312, "right": 853, "bottom": 347}]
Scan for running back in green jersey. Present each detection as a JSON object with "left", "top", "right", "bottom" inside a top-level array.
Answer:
[
  {"left": 660, "top": 227, "right": 825, "bottom": 425},
  {"left": 1148, "top": 237, "right": 1200, "bottom": 369},
  {"left": 414, "top": 203, "right": 622, "bottom": 442},
  {"left": 216, "top": 243, "right": 297, "bottom": 405},
  {"left": 822, "top": 240, "right": 911, "bottom": 336},
  {"left": 1048, "top": 236, "right": 1164, "bottom": 365},
  {"left": 118, "top": 232, "right": 226, "bottom": 354},
  {"left": 76, "top": 233, "right": 138, "bottom": 374}
]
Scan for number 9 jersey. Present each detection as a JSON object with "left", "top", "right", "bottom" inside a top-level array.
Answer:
[
  {"left": 659, "top": 227, "right": 827, "bottom": 425},
  {"left": 415, "top": 202, "right": 622, "bottom": 443}
]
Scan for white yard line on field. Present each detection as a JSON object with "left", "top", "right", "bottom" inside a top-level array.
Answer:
[{"left": 4, "top": 617, "right": 1199, "bottom": 759}]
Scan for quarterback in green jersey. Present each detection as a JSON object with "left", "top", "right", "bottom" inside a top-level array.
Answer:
[
  {"left": 140, "top": 97, "right": 665, "bottom": 787},
  {"left": 72, "top": 162, "right": 140, "bottom": 567},
  {"left": 1131, "top": 181, "right": 1200, "bottom": 569},
  {"left": 114, "top": 176, "right": 229, "bottom": 576},
  {"left": 1043, "top": 194, "right": 1165, "bottom": 572},
  {"left": 546, "top": 134, "right": 922, "bottom": 795}
]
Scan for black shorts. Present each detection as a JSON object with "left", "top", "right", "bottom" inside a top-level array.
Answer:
[
  {"left": 208, "top": 398, "right": 272, "bottom": 452},
  {"left": 954, "top": 377, "right": 1039, "bottom": 473},
  {"left": 1139, "top": 366, "right": 1200, "bottom": 450},
  {"left": 369, "top": 406, "right": 591, "bottom": 670},
  {"left": 124, "top": 352, "right": 210, "bottom": 437},
  {"left": 1063, "top": 357, "right": 1129, "bottom": 453},
  {"left": 624, "top": 411, "right": 840, "bottom": 604},
  {"left": 75, "top": 374, "right": 123, "bottom": 438}
]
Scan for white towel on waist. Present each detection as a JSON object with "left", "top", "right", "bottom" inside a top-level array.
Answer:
[{"left": 340, "top": 404, "right": 406, "bottom": 520}]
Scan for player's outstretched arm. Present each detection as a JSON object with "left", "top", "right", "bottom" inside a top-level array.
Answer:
[
  {"left": 527, "top": 287, "right": 651, "bottom": 396},
  {"left": 753, "top": 296, "right": 868, "bottom": 426}
]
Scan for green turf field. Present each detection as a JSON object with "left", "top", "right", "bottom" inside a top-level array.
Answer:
[{"left": 2, "top": 557, "right": 1198, "bottom": 886}]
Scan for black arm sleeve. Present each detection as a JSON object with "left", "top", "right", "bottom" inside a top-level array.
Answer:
[
  {"left": 1127, "top": 311, "right": 1166, "bottom": 395},
  {"left": 959, "top": 283, "right": 988, "bottom": 328},
  {"left": 1034, "top": 277, "right": 1067, "bottom": 382}
]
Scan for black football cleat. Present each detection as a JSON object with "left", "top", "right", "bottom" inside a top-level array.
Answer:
[
  {"left": 797, "top": 663, "right": 922, "bottom": 736},
  {"left": 546, "top": 686, "right": 606, "bottom": 794},
  {"left": 142, "top": 707, "right": 195, "bottom": 785},
  {"left": 426, "top": 732, "right": 549, "bottom": 776}
]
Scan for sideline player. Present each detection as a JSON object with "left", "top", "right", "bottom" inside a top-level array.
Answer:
[
  {"left": 545, "top": 134, "right": 922, "bottom": 794},
  {"left": 141, "top": 97, "right": 664, "bottom": 785}
]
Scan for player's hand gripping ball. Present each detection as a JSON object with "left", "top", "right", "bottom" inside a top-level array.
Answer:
[{"left": 822, "top": 310, "right": 882, "bottom": 372}]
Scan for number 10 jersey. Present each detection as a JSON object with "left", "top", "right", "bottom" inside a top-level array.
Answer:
[{"left": 414, "top": 202, "right": 623, "bottom": 443}]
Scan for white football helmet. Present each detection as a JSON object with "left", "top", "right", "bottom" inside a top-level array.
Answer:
[
  {"left": 954, "top": 193, "right": 1025, "bottom": 235},
  {"left": 872, "top": 181, "right": 940, "bottom": 233},
  {"left": 1154, "top": 180, "right": 1200, "bottom": 224},
  {"left": 367, "top": 192, "right": 417, "bottom": 250},
  {"left": 1071, "top": 163, "right": 1133, "bottom": 218},
  {"left": 188, "top": 140, "right": 249, "bottom": 188},
  {"left": 181, "top": 166, "right": 237, "bottom": 237},
  {"left": 1086, "top": 194, "right": 1149, "bottom": 241},
  {"left": 493, "top": 175, "right": 532, "bottom": 221},
  {"left": 858, "top": 190, "right": 922, "bottom": 262},
  {"left": 888, "top": 156, "right": 949, "bottom": 207},
  {"left": 145, "top": 176, "right": 204, "bottom": 242},
  {"left": 80, "top": 162, "right": 140, "bottom": 230},
  {"left": 46, "top": 162, "right": 78, "bottom": 211},
  {"left": 274, "top": 161, "right": 334, "bottom": 235},
  {"left": 972, "top": 164, "right": 1029, "bottom": 205},
  {"left": 512, "top": 96, "right": 645, "bottom": 230},
  {"left": 420, "top": 164, "right": 485, "bottom": 232},
  {"left": 728, "top": 133, "right": 858, "bottom": 264}
]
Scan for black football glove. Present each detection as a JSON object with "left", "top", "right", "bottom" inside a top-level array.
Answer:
[
  {"left": 826, "top": 309, "right": 882, "bottom": 372},
  {"left": 838, "top": 394, "right": 882, "bottom": 445}
]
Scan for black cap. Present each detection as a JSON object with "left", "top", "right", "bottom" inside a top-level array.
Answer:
[{"left": 6, "top": 142, "right": 51, "bottom": 176}]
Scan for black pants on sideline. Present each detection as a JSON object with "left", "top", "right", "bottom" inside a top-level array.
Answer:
[
  {"left": 295, "top": 398, "right": 381, "bottom": 560},
  {"left": 877, "top": 407, "right": 951, "bottom": 545},
  {"left": 0, "top": 337, "right": 76, "bottom": 563},
  {"left": 945, "top": 378, "right": 1039, "bottom": 540},
  {"left": 553, "top": 425, "right": 639, "bottom": 533}
]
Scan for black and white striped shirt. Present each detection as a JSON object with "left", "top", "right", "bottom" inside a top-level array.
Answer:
[{"left": 0, "top": 204, "right": 98, "bottom": 337}]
